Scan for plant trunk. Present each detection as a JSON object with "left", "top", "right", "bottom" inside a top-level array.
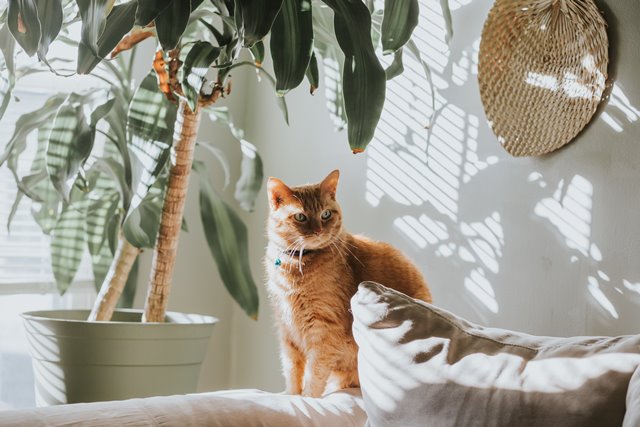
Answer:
[
  {"left": 88, "top": 235, "right": 141, "bottom": 321},
  {"left": 143, "top": 101, "right": 201, "bottom": 322}
]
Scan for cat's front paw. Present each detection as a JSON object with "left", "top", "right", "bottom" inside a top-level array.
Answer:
[
  {"left": 301, "top": 383, "right": 325, "bottom": 398},
  {"left": 284, "top": 386, "right": 303, "bottom": 395}
]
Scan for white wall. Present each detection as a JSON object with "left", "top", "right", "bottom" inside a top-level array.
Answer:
[{"left": 225, "top": 0, "right": 640, "bottom": 392}]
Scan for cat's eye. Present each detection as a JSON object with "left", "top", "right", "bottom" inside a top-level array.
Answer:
[
  {"left": 294, "top": 213, "right": 307, "bottom": 222},
  {"left": 321, "top": 210, "right": 332, "bottom": 220}
]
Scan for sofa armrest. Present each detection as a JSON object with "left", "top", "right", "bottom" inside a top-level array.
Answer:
[
  {"left": 624, "top": 367, "right": 640, "bottom": 427},
  {"left": 0, "top": 388, "right": 366, "bottom": 427}
]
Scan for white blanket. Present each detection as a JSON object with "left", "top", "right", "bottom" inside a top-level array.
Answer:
[{"left": 0, "top": 388, "right": 366, "bottom": 427}]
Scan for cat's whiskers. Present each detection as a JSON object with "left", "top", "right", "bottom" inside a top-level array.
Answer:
[
  {"left": 284, "top": 241, "right": 299, "bottom": 274},
  {"left": 285, "top": 239, "right": 305, "bottom": 274},
  {"left": 334, "top": 236, "right": 364, "bottom": 267},
  {"left": 329, "top": 241, "right": 347, "bottom": 264},
  {"left": 298, "top": 244, "right": 305, "bottom": 275}
]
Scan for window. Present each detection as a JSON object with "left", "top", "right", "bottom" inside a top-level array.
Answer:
[
  {"left": 0, "top": 90, "right": 94, "bottom": 292},
  {"left": 0, "top": 90, "right": 98, "bottom": 408},
  {"left": 0, "top": 29, "right": 107, "bottom": 407}
]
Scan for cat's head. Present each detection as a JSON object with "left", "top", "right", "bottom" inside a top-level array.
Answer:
[{"left": 266, "top": 170, "right": 343, "bottom": 250}]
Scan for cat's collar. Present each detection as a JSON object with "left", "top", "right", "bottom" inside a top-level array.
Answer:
[
  {"left": 283, "top": 249, "right": 316, "bottom": 257},
  {"left": 274, "top": 248, "right": 317, "bottom": 267}
]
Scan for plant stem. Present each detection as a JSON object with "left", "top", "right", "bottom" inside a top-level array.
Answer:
[
  {"left": 88, "top": 235, "right": 142, "bottom": 321},
  {"left": 143, "top": 100, "right": 201, "bottom": 322}
]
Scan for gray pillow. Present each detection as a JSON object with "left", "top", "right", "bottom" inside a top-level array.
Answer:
[{"left": 351, "top": 281, "right": 640, "bottom": 427}]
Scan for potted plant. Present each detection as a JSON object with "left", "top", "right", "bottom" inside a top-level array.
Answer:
[{"left": 0, "top": 0, "right": 445, "bottom": 405}]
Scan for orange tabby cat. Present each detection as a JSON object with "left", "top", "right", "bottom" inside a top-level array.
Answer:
[{"left": 265, "top": 170, "right": 431, "bottom": 397}]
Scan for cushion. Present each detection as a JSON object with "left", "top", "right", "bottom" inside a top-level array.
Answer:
[
  {"left": 0, "top": 388, "right": 366, "bottom": 427},
  {"left": 351, "top": 281, "right": 640, "bottom": 427}
]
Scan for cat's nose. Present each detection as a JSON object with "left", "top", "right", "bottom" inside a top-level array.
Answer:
[{"left": 313, "top": 229, "right": 321, "bottom": 236}]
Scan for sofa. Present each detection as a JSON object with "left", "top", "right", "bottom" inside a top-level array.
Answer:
[{"left": 1, "top": 282, "right": 639, "bottom": 427}]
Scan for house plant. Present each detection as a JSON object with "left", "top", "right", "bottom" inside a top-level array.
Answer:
[{"left": 0, "top": 0, "right": 447, "bottom": 404}]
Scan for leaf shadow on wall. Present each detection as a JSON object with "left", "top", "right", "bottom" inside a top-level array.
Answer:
[{"left": 360, "top": 0, "right": 640, "bottom": 335}]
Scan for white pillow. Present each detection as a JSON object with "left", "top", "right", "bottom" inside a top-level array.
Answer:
[{"left": 351, "top": 281, "right": 640, "bottom": 427}]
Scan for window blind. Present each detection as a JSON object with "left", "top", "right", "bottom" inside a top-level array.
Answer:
[{"left": 0, "top": 90, "right": 93, "bottom": 292}]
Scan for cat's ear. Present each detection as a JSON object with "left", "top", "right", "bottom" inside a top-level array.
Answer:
[
  {"left": 267, "top": 177, "right": 294, "bottom": 210},
  {"left": 321, "top": 169, "right": 340, "bottom": 200}
]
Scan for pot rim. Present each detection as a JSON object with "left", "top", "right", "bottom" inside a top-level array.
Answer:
[{"left": 21, "top": 308, "right": 219, "bottom": 326}]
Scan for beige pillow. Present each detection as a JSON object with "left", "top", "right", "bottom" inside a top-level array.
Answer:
[{"left": 351, "top": 281, "right": 640, "bottom": 427}]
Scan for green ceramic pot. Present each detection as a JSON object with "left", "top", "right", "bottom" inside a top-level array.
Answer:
[{"left": 21, "top": 309, "right": 217, "bottom": 406}]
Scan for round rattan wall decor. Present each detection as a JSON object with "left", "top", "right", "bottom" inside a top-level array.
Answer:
[{"left": 478, "top": 0, "right": 609, "bottom": 157}]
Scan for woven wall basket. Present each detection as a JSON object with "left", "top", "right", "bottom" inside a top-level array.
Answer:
[{"left": 478, "top": 0, "right": 609, "bottom": 157}]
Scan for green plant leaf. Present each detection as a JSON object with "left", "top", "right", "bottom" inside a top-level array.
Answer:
[
  {"left": 209, "top": 0, "right": 233, "bottom": 16},
  {"left": 35, "top": 0, "right": 63, "bottom": 60},
  {"left": 385, "top": 47, "right": 403, "bottom": 80},
  {"left": 196, "top": 141, "right": 230, "bottom": 188},
  {"left": 89, "top": 157, "right": 131, "bottom": 211},
  {"left": 155, "top": 0, "right": 191, "bottom": 51},
  {"left": 0, "top": 94, "right": 66, "bottom": 169},
  {"left": 182, "top": 40, "right": 221, "bottom": 111},
  {"left": 198, "top": 18, "right": 227, "bottom": 47},
  {"left": 51, "top": 186, "right": 91, "bottom": 294},
  {"left": 191, "top": 0, "right": 205, "bottom": 12},
  {"left": 193, "top": 160, "right": 259, "bottom": 319},
  {"left": 305, "top": 50, "right": 319, "bottom": 94},
  {"left": 106, "top": 209, "right": 121, "bottom": 255},
  {"left": 103, "top": 104, "right": 133, "bottom": 189},
  {"left": 234, "top": 140, "right": 263, "bottom": 212},
  {"left": 234, "top": 0, "right": 283, "bottom": 48},
  {"left": 124, "top": 71, "right": 177, "bottom": 226},
  {"left": 135, "top": 0, "right": 171, "bottom": 26},
  {"left": 46, "top": 103, "right": 91, "bottom": 200},
  {"left": 369, "top": 8, "right": 383, "bottom": 50},
  {"left": 31, "top": 193, "right": 61, "bottom": 234},
  {"left": 7, "top": 0, "right": 40, "bottom": 56},
  {"left": 270, "top": 0, "right": 313, "bottom": 95},
  {"left": 405, "top": 39, "right": 435, "bottom": 117},
  {"left": 123, "top": 173, "right": 166, "bottom": 248},
  {"left": 46, "top": 92, "right": 113, "bottom": 200},
  {"left": 321, "top": 0, "right": 386, "bottom": 153},
  {"left": 86, "top": 191, "right": 120, "bottom": 256},
  {"left": 76, "top": 0, "right": 112, "bottom": 56},
  {"left": 29, "top": 123, "right": 61, "bottom": 234},
  {"left": 248, "top": 39, "right": 264, "bottom": 65},
  {"left": 77, "top": 1, "right": 138, "bottom": 74},
  {"left": 0, "top": 23, "right": 16, "bottom": 121},
  {"left": 381, "top": 0, "right": 418, "bottom": 54},
  {"left": 207, "top": 107, "right": 263, "bottom": 212},
  {"left": 122, "top": 69, "right": 176, "bottom": 249},
  {"left": 440, "top": 0, "right": 453, "bottom": 45},
  {"left": 16, "top": 169, "right": 47, "bottom": 201}
]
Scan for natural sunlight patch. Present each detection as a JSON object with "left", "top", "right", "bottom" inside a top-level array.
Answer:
[
  {"left": 587, "top": 276, "right": 619, "bottom": 319},
  {"left": 600, "top": 83, "right": 640, "bottom": 133},
  {"left": 464, "top": 268, "right": 499, "bottom": 314},
  {"left": 394, "top": 215, "right": 449, "bottom": 249},
  {"left": 362, "top": 0, "right": 505, "bottom": 318},
  {"left": 461, "top": 212, "right": 504, "bottom": 274},
  {"left": 533, "top": 175, "right": 595, "bottom": 257},
  {"left": 623, "top": 280, "right": 640, "bottom": 296}
]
